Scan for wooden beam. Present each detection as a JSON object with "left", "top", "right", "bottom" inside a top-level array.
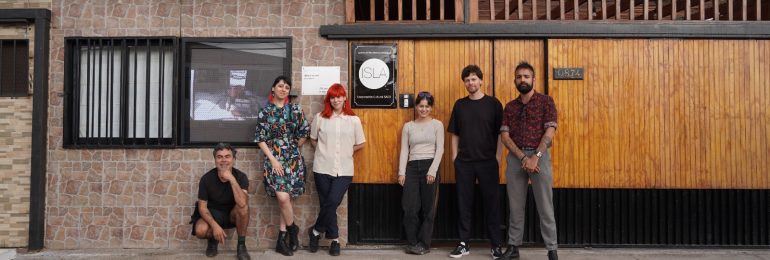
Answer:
[
  {"left": 599, "top": 0, "right": 634, "bottom": 19},
  {"left": 346, "top": 0, "right": 355, "bottom": 23},
  {"left": 533, "top": 0, "right": 538, "bottom": 20},
  {"left": 699, "top": 0, "right": 704, "bottom": 20},
  {"left": 588, "top": 0, "right": 593, "bottom": 19},
  {"left": 370, "top": 0, "right": 375, "bottom": 21},
  {"left": 399, "top": 0, "right": 403, "bottom": 20},
  {"left": 704, "top": 0, "right": 730, "bottom": 20},
  {"left": 658, "top": 0, "right": 663, "bottom": 19},
  {"left": 413, "top": 0, "right": 417, "bottom": 20},
  {"left": 547, "top": 0, "right": 552, "bottom": 19},
  {"left": 545, "top": 0, "right": 589, "bottom": 20},
  {"left": 574, "top": 0, "right": 580, "bottom": 19},
  {"left": 455, "top": 0, "right": 464, "bottom": 22},
  {"left": 600, "top": 0, "right": 607, "bottom": 19},
  {"left": 658, "top": 0, "right": 691, "bottom": 20},
  {"left": 384, "top": 0, "right": 389, "bottom": 21},
  {"left": 469, "top": 0, "right": 478, "bottom": 22},
  {"left": 644, "top": 0, "right": 649, "bottom": 20},
  {"left": 426, "top": 0, "right": 431, "bottom": 20},
  {"left": 440, "top": 0, "right": 445, "bottom": 20},
  {"left": 490, "top": 0, "right": 496, "bottom": 20},
  {"left": 506, "top": 0, "right": 510, "bottom": 20}
]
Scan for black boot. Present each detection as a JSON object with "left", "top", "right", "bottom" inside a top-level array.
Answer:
[
  {"left": 287, "top": 223, "right": 300, "bottom": 252},
  {"left": 308, "top": 228, "right": 320, "bottom": 253},
  {"left": 205, "top": 238, "right": 218, "bottom": 257},
  {"left": 548, "top": 250, "right": 558, "bottom": 260},
  {"left": 276, "top": 231, "right": 293, "bottom": 256},
  {"left": 501, "top": 245, "right": 520, "bottom": 259},
  {"left": 236, "top": 243, "right": 251, "bottom": 260}
]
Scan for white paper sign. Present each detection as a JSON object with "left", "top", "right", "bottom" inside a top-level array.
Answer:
[{"left": 302, "top": 66, "right": 340, "bottom": 96}]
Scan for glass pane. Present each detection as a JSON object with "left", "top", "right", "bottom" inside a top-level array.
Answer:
[
  {"left": 78, "top": 47, "right": 122, "bottom": 138},
  {"left": 126, "top": 46, "right": 174, "bottom": 139},
  {"left": 186, "top": 40, "right": 289, "bottom": 143}
]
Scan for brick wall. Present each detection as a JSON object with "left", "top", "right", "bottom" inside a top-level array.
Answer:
[
  {"left": 46, "top": 0, "right": 349, "bottom": 250},
  {"left": 0, "top": 19, "right": 37, "bottom": 247}
]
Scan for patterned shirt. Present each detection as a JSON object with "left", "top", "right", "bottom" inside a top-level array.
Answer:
[{"left": 501, "top": 91, "right": 558, "bottom": 149}]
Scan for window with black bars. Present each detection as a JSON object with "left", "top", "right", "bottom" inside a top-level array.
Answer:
[
  {"left": 63, "top": 38, "right": 177, "bottom": 147},
  {"left": 0, "top": 39, "right": 29, "bottom": 97}
]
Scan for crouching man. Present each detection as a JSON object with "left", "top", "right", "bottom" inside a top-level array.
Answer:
[{"left": 191, "top": 143, "right": 251, "bottom": 260}]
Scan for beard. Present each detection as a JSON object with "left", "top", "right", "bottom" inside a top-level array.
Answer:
[{"left": 517, "top": 83, "right": 533, "bottom": 94}]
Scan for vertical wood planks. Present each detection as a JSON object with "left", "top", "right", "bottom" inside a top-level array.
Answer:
[
  {"left": 548, "top": 39, "right": 770, "bottom": 189},
  {"left": 413, "top": 40, "right": 493, "bottom": 183},
  {"left": 351, "top": 40, "right": 415, "bottom": 184}
]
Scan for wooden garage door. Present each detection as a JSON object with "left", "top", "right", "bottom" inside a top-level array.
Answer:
[{"left": 549, "top": 39, "right": 770, "bottom": 189}]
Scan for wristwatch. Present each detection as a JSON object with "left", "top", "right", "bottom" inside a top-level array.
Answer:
[{"left": 535, "top": 151, "right": 543, "bottom": 158}]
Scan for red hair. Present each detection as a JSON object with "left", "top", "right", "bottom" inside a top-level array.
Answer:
[
  {"left": 321, "top": 83, "right": 355, "bottom": 118},
  {"left": 268, "top": 92, "right": 289, "bottom": 105}
]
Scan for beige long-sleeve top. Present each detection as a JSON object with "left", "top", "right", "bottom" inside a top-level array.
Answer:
[{"left": 398, "top": 119, "right": 445, "bottom": 177}]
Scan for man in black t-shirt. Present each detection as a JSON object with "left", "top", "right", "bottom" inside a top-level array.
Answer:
[
  {"left": 191, "top": 143, "right": 250, "bottom": 260},
  {"left": 447, "top": 65, "right": 506, "bottom": 259}
]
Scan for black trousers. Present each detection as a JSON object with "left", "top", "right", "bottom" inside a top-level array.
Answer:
[
  {"left": 454, "top": 159, "right": 503, "bottom": 248},
  {"left": 312, "top": 173, "right": 353, "bottom": 239},
  {"left": 402, "top": 159, "right": 440, "bottom": 247}
]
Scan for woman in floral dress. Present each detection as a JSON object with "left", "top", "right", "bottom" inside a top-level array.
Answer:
[{"left": 255, "top": 75, "right": 309, "bottom": 256}]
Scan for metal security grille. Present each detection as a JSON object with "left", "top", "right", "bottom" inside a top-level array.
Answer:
[
  {"left": 0, "top": 39, "right": 29, "bottom": 97},
  {"left": 63, "top": 38, "right": 177, "bottom": 147},
  {"left": 349, "top": 185, "right": 770, "bottom": 246}
]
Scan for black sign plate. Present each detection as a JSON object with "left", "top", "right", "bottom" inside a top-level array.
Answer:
[{"left": 553, "top": 68, "right": 584, "bottom": 80}]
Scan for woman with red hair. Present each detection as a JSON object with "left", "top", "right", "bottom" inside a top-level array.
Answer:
[{"left": 307, "top": 83, "right": 365, "bottom": 256}]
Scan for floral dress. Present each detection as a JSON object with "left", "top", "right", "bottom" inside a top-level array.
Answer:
[{"left": 255, "top": 103, "right": 310, "bottom": 197}]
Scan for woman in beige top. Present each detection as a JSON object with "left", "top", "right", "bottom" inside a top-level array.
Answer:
[
  {"left": 398, "top": 91, "right": 444, "bottom": 255},
  {"left": 307, "top": 83, "right": 365, "bottom": 256}
]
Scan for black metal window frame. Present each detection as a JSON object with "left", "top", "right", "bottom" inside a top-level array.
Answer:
[
  {"left": 179, "top": 37, "right": 293, "bottom": 147},
  {"left": 0, "top": 39, "right": 29, "bottom": 97},
  {"left": 63, "top": 37, "right": 293, "bottom": 148},
  {"left": 63, "top": 37, "right": 178, "bottom": 148}
]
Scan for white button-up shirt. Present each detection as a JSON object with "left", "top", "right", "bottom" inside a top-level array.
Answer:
[{"left": 310, "top": 112, "right": 366, "bottom": 177}]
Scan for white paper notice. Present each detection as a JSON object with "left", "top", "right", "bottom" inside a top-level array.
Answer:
[{"left": 302, "top": 66, "right": 340, "bottom": 96}]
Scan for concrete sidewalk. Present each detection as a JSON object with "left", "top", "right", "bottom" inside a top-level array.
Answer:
[{"left": 13, "top": 247, "right": 770, "bottom": 260}]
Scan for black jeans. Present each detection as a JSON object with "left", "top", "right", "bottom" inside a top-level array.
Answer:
[
  {"left": 454, "top": 159, "right": 503, "bottom": 248},
  {"left": 312, "top": 173, "right": 353, "bottom": 239},
  {"left": 402, "top": 159, "right": 440, "bottom": 247}
]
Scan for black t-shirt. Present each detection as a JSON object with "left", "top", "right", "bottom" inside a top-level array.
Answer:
[
  {"left": 197, "top": 168, "right": 249, "bottom": 212},
  {"left": 447, "top": 95, "right": 503, "bottom": 162}
]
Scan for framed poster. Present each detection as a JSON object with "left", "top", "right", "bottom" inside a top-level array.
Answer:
[{"left": 352, "top": 44, "right": 397, "bottom": 108}]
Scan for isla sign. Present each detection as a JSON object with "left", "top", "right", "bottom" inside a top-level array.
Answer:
[{"left": 352, "top": 44, "right": 397, "bottom": 108}]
